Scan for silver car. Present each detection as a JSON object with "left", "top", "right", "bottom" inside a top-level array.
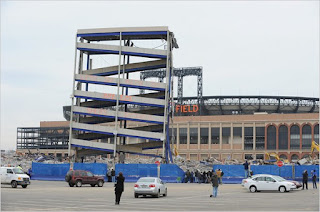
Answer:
[{"left": 134, "top": 177, "right": 167, "bottom": 198}]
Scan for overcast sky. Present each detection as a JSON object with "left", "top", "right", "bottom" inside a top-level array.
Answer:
[{"left": 1, "top": 1, "right": 319, "bottom": 150}]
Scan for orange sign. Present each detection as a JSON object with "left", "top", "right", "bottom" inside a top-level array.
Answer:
[{"left": 175, "top": 105, "right": 198, "bottom": 113}]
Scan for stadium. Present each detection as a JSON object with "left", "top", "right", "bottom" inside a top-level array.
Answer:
[{"left": 17, "top": 94, "right": 319, "bottom": 162}]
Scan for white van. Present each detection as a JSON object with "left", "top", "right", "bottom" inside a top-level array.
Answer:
[{"left": 1, "top": 167, "right": 30, "bottom": 188}]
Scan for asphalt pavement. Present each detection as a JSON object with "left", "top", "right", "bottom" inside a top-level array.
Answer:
[{"left": 1, "top": 180, "right": 319, "bottom": 211}]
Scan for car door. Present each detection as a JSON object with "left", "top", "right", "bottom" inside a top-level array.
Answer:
[
  {"left": 80, "top": 171, "right": 88, "bottom": 184},
  {"left": 255, "top": 177, "right": 268, "bottom": 190},
  {"left": 160, "top": 180, "right": 166, "bottom": 194},
  {"left": 86, "top": 171, "right": 95, "bottom": 184},
  {"left": 265, "top": 177, "right": 278, "bottom": 190}
]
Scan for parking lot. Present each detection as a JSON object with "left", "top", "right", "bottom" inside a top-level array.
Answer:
[{"left": 1, "top": 180, "right": 319, "bottom": 211}]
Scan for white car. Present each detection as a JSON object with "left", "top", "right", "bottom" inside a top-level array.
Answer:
[
  {"left": 134, "top": 177, "right": 167, "bottom": 198},
  {"left": 243, "top": 174, "right": 296, "bottom": 193},
  {"left": 1, "top": 167, "right": 31, "bottom": 188}
]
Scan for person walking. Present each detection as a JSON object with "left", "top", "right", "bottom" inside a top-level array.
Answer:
[
  {"left": 302, "top": 170, "right": 308, "bottom": 190},
  {"left": 114, "top": 172, "right": 125, "bottom": 205},
  {"left": 210, "top": 172, "right": 219, "bottom": 198},
  {"left": 111, "top": 168, "right": 116, "bottom": 183},
  {"left": 311, "top": 170, "right": 317, "bottom": 189},
  {"left": 243, "top": 160, "right": 249, "bottom": 178}
]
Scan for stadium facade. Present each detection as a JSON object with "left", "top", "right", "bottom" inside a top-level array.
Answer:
[{"left": 17, "top": 95, "right": 319, "bottom": 162}]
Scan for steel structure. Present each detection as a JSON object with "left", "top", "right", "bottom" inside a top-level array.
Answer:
[
  {"left": 68, "top": 27, "right": 178, "bottom": 163},
  {"left": 140, "top": 67, "right": 203, "bottom": 105},
  {"left": 17, "top": 127, "right": 69, "bottom": 150}
]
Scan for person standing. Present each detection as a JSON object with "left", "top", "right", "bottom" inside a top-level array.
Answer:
[
  {"left": 114, "top": 172, "right": 125, "bottom": 205},
  {"left": 210, "top": 172, "right": 219, "bottom": 198},
  {"left": 216, "top": 169, "right": 223, "bottom": 185},
  {"left": 111, "top": 168, "right": 116, "bottom": 183},
  {"left": 243, "top": 160, "right": 249, "bottom": 178},
  {"left": 312, "top": 170, "right": 317, "bottom": 189},
  {"left": 302, "top": 170, "right": 308, "bottom": 190}
]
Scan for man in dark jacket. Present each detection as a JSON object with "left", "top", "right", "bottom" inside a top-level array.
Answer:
[
  {"left": 302, "top": 170, "right": 308, "bottom": 190},
  {"left": 243, "top": 160, "right": 249, "bottom": 178},
  {"left": 311, "top": 170, "right": 317, "bottom": 189},
  {"left": 111, "top": 169, "right": 116, "bottom": 183},
  {"left": 114, "top": 172, "right": 125, "bottom": 205},
  {"left": 210, "top": 172, "right": 219, "bottom": 198}
]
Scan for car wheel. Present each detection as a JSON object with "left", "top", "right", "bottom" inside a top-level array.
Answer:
[
  {"left": 22, "top": 185, "right": 27, "bottom": 188},
  {"left": 69, "top": 183, "right": 74, "bottom": 187},
  {"left": 279, "top": 186, "right": 286, "bottom": 193},
  {"left": 156, "top": 190, "right": 160, "bottom": 198},
  {"left": 163, "top": 188, "right": 167, "bottom": 197},
  {"left": 76, "top": 180, "right": 82, "bottom": 187},
  {"left": 91, "top": 184, "right": 95, "bottom": 187},
  {"left": 11, "top": 181, "right": 17, "bottom": 188},
  {"left": 97, "top": 180, "right": 104, "bottom": 187},
  {"left": 249, "top": 186, "right": 257, "bottom": 193},
  {"left": 134, "top": 193, "right": 139, "bottom": 198}
]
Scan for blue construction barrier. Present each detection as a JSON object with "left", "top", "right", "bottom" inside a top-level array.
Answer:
[
  {"left": 31, "top": 162, "right": 318, "bottom": 184},
  {"left": 31, "top": 162, "right": 108, "bottom": 181},
  {"left": 212, "top": 164, "right": 319, "bottom": 184},
  {"left": 32, "top": 162, "right": 70, "bottom": 181},
  {"left": 115, "top": 164, "right": 185, "bottom": 183}
]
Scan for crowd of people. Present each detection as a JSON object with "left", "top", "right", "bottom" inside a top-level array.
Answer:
[{"left": 184, "top": 169, "right": 224, "bottom": 184}]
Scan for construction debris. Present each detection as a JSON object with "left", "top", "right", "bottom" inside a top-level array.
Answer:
[{"left": 1, "top": 150, "right": 318, "bottom": 174}]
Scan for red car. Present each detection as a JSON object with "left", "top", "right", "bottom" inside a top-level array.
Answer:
[{"left": 65, "top": 170, "right": 104, "bottom": 187}]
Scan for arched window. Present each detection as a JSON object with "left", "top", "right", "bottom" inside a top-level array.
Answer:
[
  {"left": 302, "top": 154, "right": 310, "bottom": 159},
  {"left": 314, "top": 124, "right": 319, "bottom": 143},
  {"left": 291, "top": 154, "right": 299, "bottom": 161},
  {"left": 278, "top": 125, "right": 288, "bottom": 150},
  {"left": 267, "top": 125, "right": 276, "bottom": 150},
  {"left": 279, "top": 154, "right": 287, "bottom": 160},
  {"left": 290, "top": 125, "right": 300, "bottom": 149},
  {"left": 302, "top": 125, "right": 312, "bottom": 149}
]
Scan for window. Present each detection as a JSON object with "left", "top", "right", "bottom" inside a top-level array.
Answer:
[
  {"left": 254, "top": 177, "right": 266, "bottom": 181},
  {"left": 244, "top": 127, "right": 253, "bottom": 150},
  {"left": 266, "top": 177, "right": 275, "bottom": 182},
  {"left": 7, "top": 169, "right": 13, "bottom": 174},
  {"left": 87, "top": 171, "right": 93, "bottom": 177},
  {"left": 291, "top": 154, "right": 299, "bottom": 161},
  {"left": 278, "top": 125, "right": 288, "bottom": 150},
  {"left": 290, "top": 125, "right": 300, "bottom": 149},
  {"left": 190, "top": 128, "right": 198, "bottom": 144},
  {"left": 80, "top": 171, "right": 86, "bottom": 177},
  {"left": 267, "top": 125, "right": 276, "bottom": 150},
  {"left": 245, "top": 154, "right": 253, "bottom": 160},
  {"left": 200, "top": 128, "right": 209, "bottom": 144},
  {"left": 222, "top": 127, "right": 230, "bottom": 144},
  {"left": 169, "top": 128, "right": 177, "bottom": 144},
  {"left": 75, "top": 171, "right": 80, "bottom": 176},
  {"left": 314, "top": 124, "right": 319, "bottom": 143},
  {"left": 256, "top": 127, "right": 265, "bottom": 150},
  {"left": 233, "top": 127, "right": 242, "bottom": 144},
  {"left": 279, "top": 154, "right": 287, "bottom": 160},
  {"left": 211, "top": 127, "right": 219, "bottom": 144},
  {"left": 256, "top": 154, "right": 264, "bottom": 160},
  {"left": 302, "top": 125, "right": 312, "bottom": 149},
  {"left": 179, "top": 128, "right": 187, "bottom": 144}
]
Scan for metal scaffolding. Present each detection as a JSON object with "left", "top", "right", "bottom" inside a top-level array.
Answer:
[
  {"left": 17, "top": 127, "right": 69, "bottom": 150},
  {"left": 68, "top": 26, "right": 178, "bottom": 164}
]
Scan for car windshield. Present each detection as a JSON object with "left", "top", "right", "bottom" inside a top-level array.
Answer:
[
  {"left": 138, "top": 178, "right": 155, "bottom": 183},
  {"left": 13, "top": 168, "right": 24, "bottom": 174},
  {"left": 272, "top": 176, "right": 286, "bottom": 182}
]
